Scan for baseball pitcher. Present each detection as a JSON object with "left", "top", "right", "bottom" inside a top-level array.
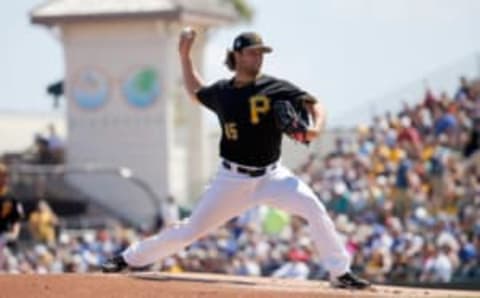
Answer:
[{"left": 102, "top": 29, "right": 370, "bottom": 289}]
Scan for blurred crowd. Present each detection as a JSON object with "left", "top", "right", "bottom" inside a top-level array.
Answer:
[
  {"left": 2, "top": 77, "right": 480, "bottom": 287},
  {"left": 296, "top": 76, "right": 480, "bottom": 284}
]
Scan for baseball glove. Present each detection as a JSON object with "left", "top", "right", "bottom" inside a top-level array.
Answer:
[{"left": 273, "top": 100, "right": 310, "bottom": 144}]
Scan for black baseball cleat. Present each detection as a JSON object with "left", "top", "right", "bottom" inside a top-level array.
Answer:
[
  {"left": 330, "top": 272, "right": 371, "bottom": 289},
  {"left": 102, "top": 255, "right": 129, "bottom": 273}
]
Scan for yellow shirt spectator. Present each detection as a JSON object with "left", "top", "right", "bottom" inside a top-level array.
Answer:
[
  {"left": 422, "top": 145, "right": 436, "bottom": 161},
  {"left": 389, "top": 147, "right": 405, "bottom": 164},
  {"left": 29, "top": 200, "right": 58, "bottom": 245}
]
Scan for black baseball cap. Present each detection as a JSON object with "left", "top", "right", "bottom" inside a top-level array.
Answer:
[{"left": 232, "top": 32, "right": 273, "bottom": 53}]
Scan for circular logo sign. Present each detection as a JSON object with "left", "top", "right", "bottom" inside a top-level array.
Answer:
[
  {"left": 72, "top": 68, "right": 109, "bottom": 110},
  {"left": 123, "top": 67, "right": 160, "bottom": 108}
]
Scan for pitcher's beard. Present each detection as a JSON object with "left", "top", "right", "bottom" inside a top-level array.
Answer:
[{"left": 244, "top": 67, "right": 261, "bottom": 78}]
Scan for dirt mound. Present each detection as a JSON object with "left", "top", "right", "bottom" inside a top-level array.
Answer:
[{"left": 0, "top": 272, "right": 478, "bottom": 298}]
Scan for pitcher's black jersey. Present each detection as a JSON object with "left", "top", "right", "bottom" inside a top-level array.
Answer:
[{"left": 196, "top": 75, "right": 315, "bottom": 167}]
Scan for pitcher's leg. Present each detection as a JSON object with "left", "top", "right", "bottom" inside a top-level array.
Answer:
[
  {"left": 259, "top": 167, "right": 350, "bottom": 278},
  {"left": 123, "top": 174, "right": 256, "bottom": 267}
]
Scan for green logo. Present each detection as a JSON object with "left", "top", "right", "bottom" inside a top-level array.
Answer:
[{"left": 123, "top": 67, "right": 160, "bottom": 108}]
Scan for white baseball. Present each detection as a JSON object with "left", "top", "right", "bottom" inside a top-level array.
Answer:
[{"left": 181, "top": 27, "right": 195, "bottom": 39}]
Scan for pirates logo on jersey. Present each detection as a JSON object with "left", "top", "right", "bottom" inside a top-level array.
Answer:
[{"left": 249, "top": 95, "right": 270, "bottom": 125}]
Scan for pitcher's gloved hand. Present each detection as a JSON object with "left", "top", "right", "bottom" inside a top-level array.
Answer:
[{"left": 273, "top": 100, "right": 310, "bottom": 145}]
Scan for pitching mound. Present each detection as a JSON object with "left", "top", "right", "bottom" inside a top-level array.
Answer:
[{"left": 0, "top": 272, "right": 479, "bottom": 298}]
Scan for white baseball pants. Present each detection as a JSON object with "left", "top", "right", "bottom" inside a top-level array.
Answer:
[{"left": 123, "top": 161, "right": 351, "bottom": 278}]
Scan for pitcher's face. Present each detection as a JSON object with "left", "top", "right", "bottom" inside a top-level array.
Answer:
[{"left": 235, "top": 48, "right": 265, "bottom": 76}]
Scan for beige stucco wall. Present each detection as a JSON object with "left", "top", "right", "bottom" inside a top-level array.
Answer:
[{"left": 60, "top": 20, "right": 210, "bottom": 224}]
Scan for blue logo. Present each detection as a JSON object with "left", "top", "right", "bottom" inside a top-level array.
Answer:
[
  {"left": 123, "top": 67, "right": 160, "bottom": 108},
  {"left": 72, "top": 69, "right": 109, "bottom": 110}
]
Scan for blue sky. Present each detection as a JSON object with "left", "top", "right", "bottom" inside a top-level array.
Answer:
[{"left": 1, "top": 0, "right": 480, "bottom": 126}]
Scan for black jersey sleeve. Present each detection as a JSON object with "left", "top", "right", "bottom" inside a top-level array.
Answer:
[
  {"left": 195, "top": 81, "right": 222, "bottom": 112},
  {"left": 277, "top": 80, "right": 317, "bottom": 105}
]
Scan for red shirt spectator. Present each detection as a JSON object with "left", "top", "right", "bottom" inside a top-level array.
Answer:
[{"left": 397, "top": 117, "right": 421, "bottom": 146}]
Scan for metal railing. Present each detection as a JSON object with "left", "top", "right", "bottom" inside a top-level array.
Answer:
[{"left": 8, "top": 163, "right": 162, "bottom": 229}]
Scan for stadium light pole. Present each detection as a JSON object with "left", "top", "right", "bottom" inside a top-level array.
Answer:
[{"left": 117, "top": 166, "right": 163, "bottom": 218}]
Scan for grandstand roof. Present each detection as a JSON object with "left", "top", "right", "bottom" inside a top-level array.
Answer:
[{"left": 30, "top": 0, "right": 239, "bottom": 26}]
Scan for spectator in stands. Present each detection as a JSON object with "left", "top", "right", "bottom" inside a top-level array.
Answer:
[
  {"left": 364, "top": 248, "right": 392, "bottom": 283},
  {"left": 463, "top": 116, "right": 480, "bottom": 158},
  {"left": 28, "top": 200, "right": 58, "bottom": 246},
  {"left": 393, "top": 155, "right": 414, "bottom": 217},
  {"left": 455, "top": 76, "right": 471, "bottom": 101},
  {"left": 423, "top": 89, "right": 437, "bottom": 112},
  {"left": 33, "top": 134, "right": 54, "bottom": 164},
  {"left": 397, "top": 116, "right": 421, "bottom": 157},
  {"left": 271, "top": 246, "right": 311, "bottom": 279},
  {"left": 421, "top": 244, "right": 454, "bottom": 283},
  {"left": 434, "top": 104, "right": 458, "bottom": 137},
  {"left": 161, "top": 195, "right": 180, "bottom": 228},
  {"left": 46, "top": 124, "right": 64, "bottom": 163},
  {"left": 0, "top": 163, "right": 24, "bottom": 271},
  {"left": 232, "top": 252, "right": 261, "bottom": 277},
  {"left": 328, "top": 182, "right": 351, "bottom": 215}
]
